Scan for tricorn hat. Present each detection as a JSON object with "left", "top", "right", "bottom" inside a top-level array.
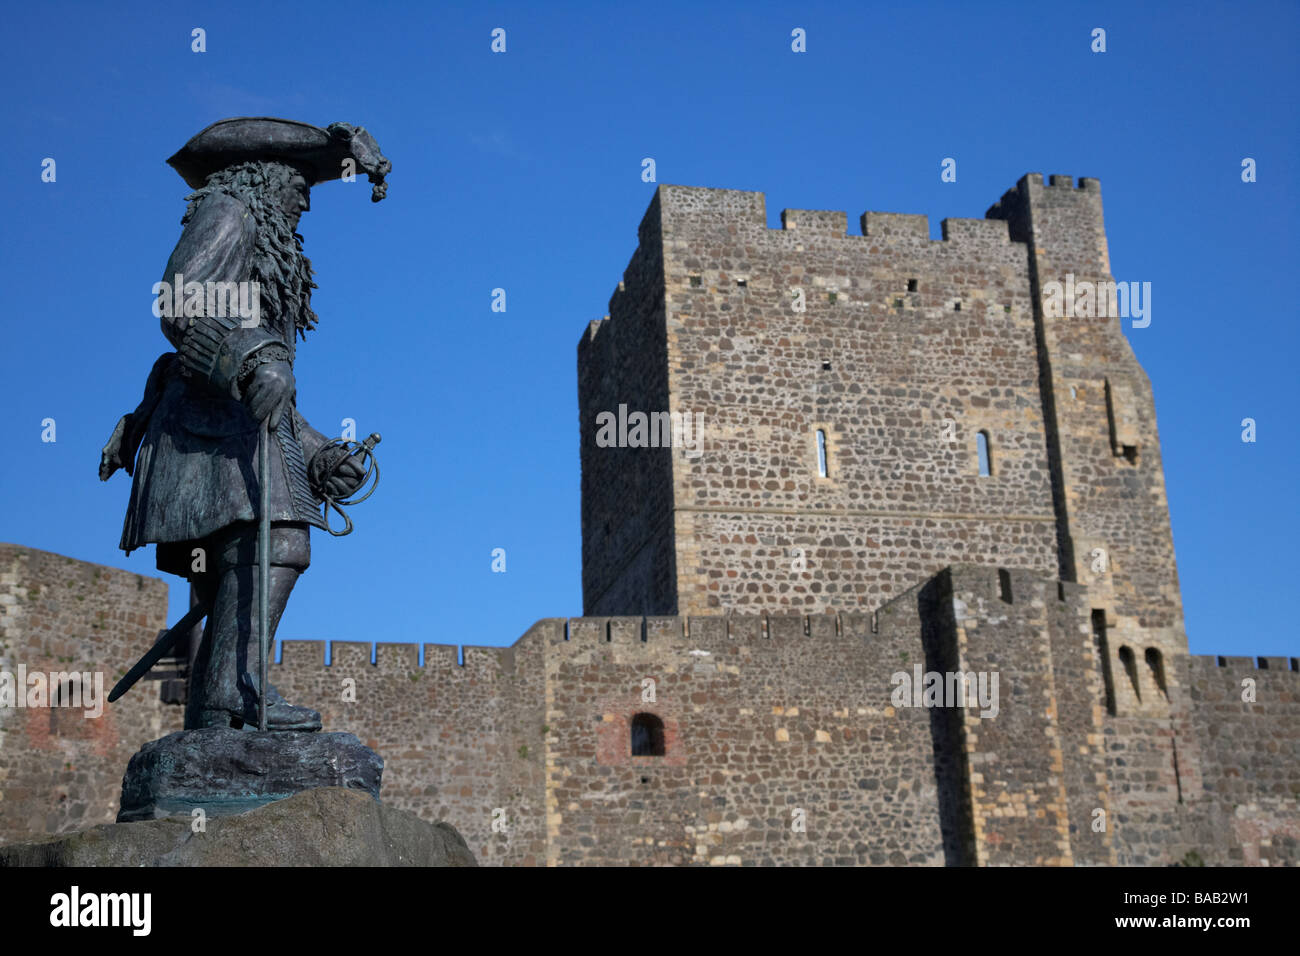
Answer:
[{"left": 167, "top": 117, "right": 391, "bottom": 201}]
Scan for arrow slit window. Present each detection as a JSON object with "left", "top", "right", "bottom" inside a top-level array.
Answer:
[{"left": 977, "top": 430, "right": 992, "bottom": 477}]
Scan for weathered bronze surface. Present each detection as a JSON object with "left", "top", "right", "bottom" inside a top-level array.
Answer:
[{"left": 100, "top": 118, "right": 391, "bottom": 733}]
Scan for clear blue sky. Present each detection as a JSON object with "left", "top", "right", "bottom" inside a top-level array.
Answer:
[{"left": 1, "top": 1, "right": 1296, "bottom": 660}]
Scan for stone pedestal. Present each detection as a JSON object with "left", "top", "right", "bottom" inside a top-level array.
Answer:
[
  {"left": 117, "top": 727, "right": 384, "bottom": 822},
  {"left": 0, "top": 788, "right": 477, "bottom": 866}
]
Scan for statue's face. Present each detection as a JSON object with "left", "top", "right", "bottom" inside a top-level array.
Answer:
[{"left": 278, "top": 171, "right": 311, "bottom": 226}]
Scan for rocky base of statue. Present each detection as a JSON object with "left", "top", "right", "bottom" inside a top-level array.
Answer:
[
  {"left": 116, "top": 726, "right": 384, "bottom": 822},
  {"left": 0, "top": 787, "right": 477, "bottom": 866}
]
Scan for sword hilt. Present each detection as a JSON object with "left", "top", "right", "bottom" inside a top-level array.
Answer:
[{"left": 312, "top": 431, "right": 382, "bottom": 536}]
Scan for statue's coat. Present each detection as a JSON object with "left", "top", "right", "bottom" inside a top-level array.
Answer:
[{"left": 120, "top": 191, "right": 329, "bottom": 556}]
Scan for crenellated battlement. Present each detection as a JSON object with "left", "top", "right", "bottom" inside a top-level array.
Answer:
[
  {"left": 861, "top": 210, "right": 929, "bottom": 239},
  {"left": 985, "top": 172, "right": 1102, "bottom": 227},
  {"left": 939, "top": 217, "right": 1011, "bottom": 243},
  {"left": 582, "top": 179, "right": 1049, "bottom": 352},
  {"left": 277, "top": 638, "right": 519, "bottom": 672},
  {"left": 555, "top": 612, "right": 866, "bottom": 646},
  {"left": 780, "top": 208, "right": 848, "bottom": 235},
  {"left": 642, "top": 181, "right": 1061, "bottom": 248},
  {"left": 271, "top": 614, "right": 875, "bottom": 673},
  {"left": 1191, "top": 654, "right": 1300, "bottom": 674},
  {"left": 646, "top": 183, "right": 1025, "bottom": 249},
  {"left": 266, "top": 570, "right": 1103, "bottom": 681}
]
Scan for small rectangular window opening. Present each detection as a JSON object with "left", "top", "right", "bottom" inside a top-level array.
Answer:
[
  {"left": 816, "top": 429, "right": 828, "bottom": 478},
  {"left": 907, "top": 278, "right": 919, "bottom": 292},
  {"left": 821, "top": 360, "right": 832, "bottom": 371},
  {"left": 689, "top": 275, "right": 702, "bottom": 287}
]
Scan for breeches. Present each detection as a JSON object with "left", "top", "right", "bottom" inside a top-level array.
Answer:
[{"left": 156, "top": 521, "right": 311, "bottom": 577}]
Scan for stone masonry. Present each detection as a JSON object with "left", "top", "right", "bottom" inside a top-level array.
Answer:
[
  {"left": 0, "top": 544, "right": 179, "bottom": 839},
  {"left": 3, "top": 546, "right": 1295, "bottom": 865},
  {"left": 0, "top": 174, "right": 1296, "bottom": 864}
]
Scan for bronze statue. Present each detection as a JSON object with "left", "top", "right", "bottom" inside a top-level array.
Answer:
[{"left": 100, "top": 118, "right": 389, "bottom": 733}]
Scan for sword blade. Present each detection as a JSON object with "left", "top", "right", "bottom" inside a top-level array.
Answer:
[{"left": 107, "top": 600, "right": 209, "bottom": 703}]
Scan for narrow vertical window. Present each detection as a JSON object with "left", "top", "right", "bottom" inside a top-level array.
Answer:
[
  {"left": 816, "top": 429, "right": 828, "bottom": 478},
  {"left": 1092, "top": 610, "right": 1116, "bottom": 716},
  {"left": 1119, "top": 646, "right": 1141, "bottom": 701},
  {"left": 1145, "top": 648, "right": 1168, "bottom": 698},
  {"left": 976, "top": 430, "right": 991, "bottom": 477}
]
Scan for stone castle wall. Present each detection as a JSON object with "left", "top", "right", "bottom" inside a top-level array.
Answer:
[
  {"left": 0, "top": 544, "right": 181, "bottom": 845},
  {"left": 3, "top": 544, "right": 1294, "bottom": 866},
  {"left": 268, "top": 631, "right": 550, "bottom": 866},
  {"left": 539, "top": 609, "right": 949, "bottom": 866},
  {"left": 577, "top": 210, "right": 677, "bottom": 616},
  {"left": 1183, "top": 655, "right": 1300, "bottom": 865}
]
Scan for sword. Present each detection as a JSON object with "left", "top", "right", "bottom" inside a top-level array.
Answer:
[
  {"left": 311, "top": 431, "right": 382, "bottom": 536},
  {"left": 107, "top": 599, "right": 209, "bottom": 703}
]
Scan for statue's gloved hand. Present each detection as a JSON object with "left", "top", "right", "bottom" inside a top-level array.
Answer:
[
  {"left": 308, "top": 444, "right": 367, "bottom": 500},
  {"left": 243, "top": 361, "right": 295, "bottom": 430},
  {"left": 323, "top": 456, "right": 366, "bottom": 499}
]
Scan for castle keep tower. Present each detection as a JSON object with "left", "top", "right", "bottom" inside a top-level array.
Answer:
[
  {"left": 570, "top": 176, "right": 1238, "bottom": 865},
  {"left": 579, "top": 175, "right": 1183, "bottom": 652}
]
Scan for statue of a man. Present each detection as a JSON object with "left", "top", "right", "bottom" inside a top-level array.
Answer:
[{"left": 100, "top": 118, "right": 391, "bottom": 732}]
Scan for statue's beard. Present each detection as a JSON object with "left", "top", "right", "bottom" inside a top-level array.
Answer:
[{"left": 182, "top": 161, "right": 320, "bottom": 341}]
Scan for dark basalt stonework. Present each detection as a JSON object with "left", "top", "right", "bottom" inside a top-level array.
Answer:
[{"left": 117, "top": 727, "right": 383, "bottom": 822}]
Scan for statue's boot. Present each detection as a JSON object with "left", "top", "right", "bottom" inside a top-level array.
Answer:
[
  {"left": 195, "top": 685, "right": 323, "bottom": 732},
  {"left": 184, "top": 545, "right": 322, "bottom": 732}
]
